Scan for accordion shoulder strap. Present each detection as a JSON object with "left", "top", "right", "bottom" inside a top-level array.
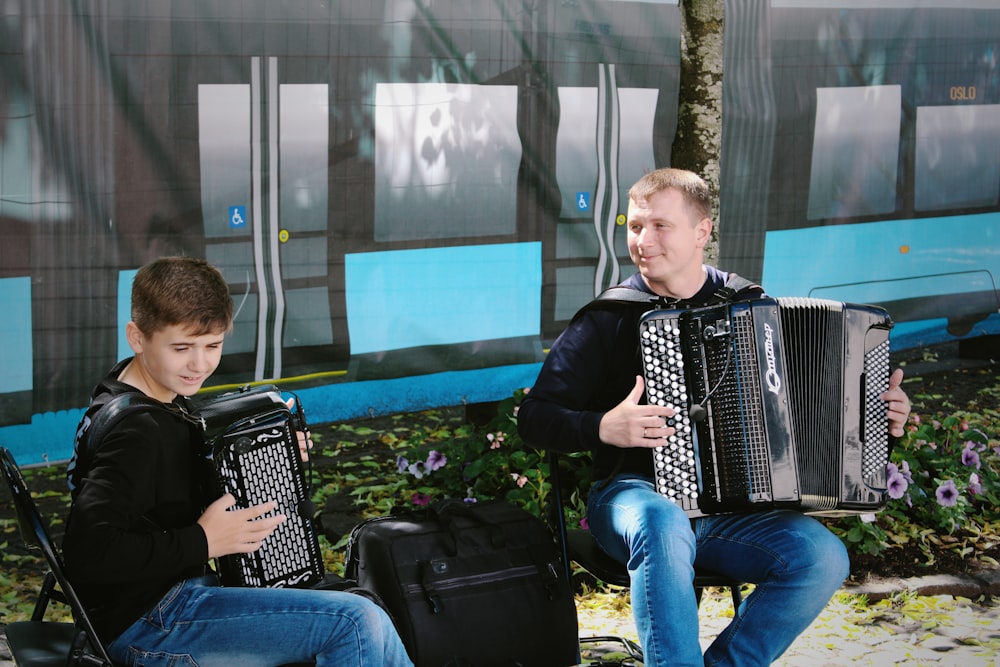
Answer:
[
  {"left": 67, "top": 392, "right": 168, "bottom": 494},
  {"left": 710, "top": 273, "right": 761, "bottom": 303},
  {"left": 83, "top": 393, "right": 204, "bottom": 458},
  {"left": 572, "top": 272, "right": 761, "bottom": 322},
  {"left": 83, "top": 393, "right": 169, "bottom": 455}
]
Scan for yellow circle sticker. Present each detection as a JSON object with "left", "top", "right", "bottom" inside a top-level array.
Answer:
[
  {"left": 278, "top": 229, "right": 290, "bottom": 243},
  {"left": 616, "top": 214, "right": 627, "bottom": 226}
]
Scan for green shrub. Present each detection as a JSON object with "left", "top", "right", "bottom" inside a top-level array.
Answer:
[
  {"left": 389, "top": 389, "right": 544, "bottom": 514},
  {"left": 386, "top": 387, "right": 1000, "bottom": 572},
  {"left": 827, "top": 408, "right": 1000, "bottom": 566},
  {"left": 386, "top": 388, "right": 592, "bottom": 529}
]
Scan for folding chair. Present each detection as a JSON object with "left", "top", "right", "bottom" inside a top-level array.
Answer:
[
  {"left": 1, "top": 446, "right": 116, "bottom": 667},
  {"left": 546, "top": 450, "right": 744, "bottom": 664}
]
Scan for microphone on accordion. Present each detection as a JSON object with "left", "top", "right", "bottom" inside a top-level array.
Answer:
[
  {"left": 193, "top": 385, "right": 326, "bottom": 589},
  {"left": 640, "top": 297, "right": 894, "bottom": 518}
]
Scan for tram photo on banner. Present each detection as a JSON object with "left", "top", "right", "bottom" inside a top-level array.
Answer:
[{"left": 0, "top": 0, "right": 997, "bottom": 464}]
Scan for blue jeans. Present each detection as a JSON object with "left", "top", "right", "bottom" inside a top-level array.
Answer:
[
  {"left": 106, "top": 576, "right": 413, "bottom": 667},
  {"left": 587, "top": 475, "right": 850, "bottom": 667}
]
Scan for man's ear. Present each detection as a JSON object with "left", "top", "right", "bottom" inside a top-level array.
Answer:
[
  {"left": 125, "top": 321, "right": 145, "bottom": 354},
  {"left": 695, "top": 217, "right": 713, "bottom": 248}
]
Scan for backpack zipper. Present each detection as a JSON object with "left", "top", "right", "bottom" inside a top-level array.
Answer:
[{"left": 404, "top": 561, "right": 559, "bottom": 613}]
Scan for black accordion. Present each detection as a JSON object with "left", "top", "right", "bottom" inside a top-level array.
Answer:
[
  {"left": 639, "top": 297, "right": 893, "bottom": 517},
  {"left": 193, "top": 385, "right": 325, "bottom": 588}
]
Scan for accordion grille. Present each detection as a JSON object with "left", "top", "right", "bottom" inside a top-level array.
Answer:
[
  {"left": 216, "top": 422, "right": 320, "bottom": 588},
  {"left": 708, "top": 309, "right": 771, "bottom": 503}
]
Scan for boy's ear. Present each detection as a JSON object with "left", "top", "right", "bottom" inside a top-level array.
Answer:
[{"left": 125, "top": 321, "right": 145, "bottom": 354}]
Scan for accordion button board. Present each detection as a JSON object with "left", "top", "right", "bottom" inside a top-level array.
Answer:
[
  {"left": 640, "top": 311, "right": 701, "bottom": 513},
  {"left": 639, "top": 297, "right": 894, "bottom": 518}
]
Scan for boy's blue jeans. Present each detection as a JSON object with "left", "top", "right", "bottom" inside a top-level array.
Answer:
[
  {"left": 107, "top": 576, "right": 413, "bottom": 667},
  {"left": 587, "top": 475, "right": 850, "bottom": 667}
]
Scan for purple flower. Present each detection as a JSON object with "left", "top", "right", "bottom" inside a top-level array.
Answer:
[
  {"left": 412, "top": 492, "right": 431, "bottom": 506},
  {"left": 426, "top": 450, "right": 447, "bottom": 471},
  {"left": 886, "top": 462, "right": 911, "bottom": 500},
  {"left": 961, "top": 442, "right": 981, "bottom": 470},
  {"left": 935, "top": 480, "right": 959, "bottom": 507},
  {"left": 396, "top": 455, "right": 409, "bottom": 473},
  {"left": 579, "top": 517, "right": 589, "bottom": 530},
  {"left": 969, "top": 472, "right": 982, "bottom": 496},
  {"left": 886, "top": 469, "right": 909, "bottom": 500},
  {"left": 408, "top": 460, "right": 426, "bottom": 479}
]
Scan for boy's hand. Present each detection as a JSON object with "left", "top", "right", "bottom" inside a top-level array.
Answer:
[{"left": 198, "top": 493, "right": 286, "bottom": 559}]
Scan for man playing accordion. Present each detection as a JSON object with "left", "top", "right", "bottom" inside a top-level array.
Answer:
[{"left": 518, "top": 168, "right": 911, "bottom": 667}]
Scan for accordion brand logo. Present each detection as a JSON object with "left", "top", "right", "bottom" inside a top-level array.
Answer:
[
  {"left": 256, "top": 428, "right": 286, "bottom": 445},
  {"left": 234, "top": 428, "right": 287, "bottom": 453},
  {"left": 763, "top": 323, "right": 782, "bottom": 395}
]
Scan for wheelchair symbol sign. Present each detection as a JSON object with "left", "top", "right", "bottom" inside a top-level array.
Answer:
[
  {"left": 576, "top": 192, "right": 590, "bottom": 212},
  {"left": 229, "top": 206, "right": 247, "bottom": 229}
]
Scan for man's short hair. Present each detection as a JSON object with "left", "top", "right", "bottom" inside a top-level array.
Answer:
[
  {"left": 628, "top": 168, "right": 711, "bottom": 222},
  {"left": 131, "top": 256, "right": 233, "bottom": 336}
]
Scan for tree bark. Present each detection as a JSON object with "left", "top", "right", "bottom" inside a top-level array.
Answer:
[{"left": 672, "top": 0, "right": 724, "bottom": 265}]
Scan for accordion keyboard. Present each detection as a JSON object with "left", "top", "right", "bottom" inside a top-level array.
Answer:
[{"left": 639, "top": 313, "right": 701, "bottom": 513}]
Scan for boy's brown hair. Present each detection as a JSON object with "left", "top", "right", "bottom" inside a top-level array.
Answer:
[{"left": 131, "top": 256, "right": 233, "bottom": 336}]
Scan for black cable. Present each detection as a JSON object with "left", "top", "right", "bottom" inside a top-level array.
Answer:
[
  {"left": 288, "top": 390, "right": 317, "bottom": 518},
  {"left": 689, "top": 328, "right": 734, "bottom": 423}
]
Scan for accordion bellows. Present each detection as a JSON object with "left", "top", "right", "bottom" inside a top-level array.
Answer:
[{"left": 640, "top": 297, "right": 893, "bottom": 517}]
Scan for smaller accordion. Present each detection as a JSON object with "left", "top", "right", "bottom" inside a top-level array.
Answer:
[
  {"left": 193, "top": 385, "right": 325, "bottom": 589},
  {"left": 640, "top": 297, "right": 893, "bottom": 517}
]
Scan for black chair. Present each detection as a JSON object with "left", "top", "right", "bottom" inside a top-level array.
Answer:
[
  {"left": 1, "top": 446, "right": 116, "bottom": 667},
  {"left": 546, "top": 450, "right": 744, "bottom": 663}
]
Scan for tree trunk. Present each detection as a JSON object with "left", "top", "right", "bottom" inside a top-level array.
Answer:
[{"left": 672, "top": 0, "right": 724, "bottom": 266}]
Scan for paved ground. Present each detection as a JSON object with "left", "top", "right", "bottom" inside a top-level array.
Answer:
[
  {"left": 4, "top": 573, "right": 999, "bottom": 666},
  {"left": 576, "top": 572, "right": 1000, "bottom": 666}
]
